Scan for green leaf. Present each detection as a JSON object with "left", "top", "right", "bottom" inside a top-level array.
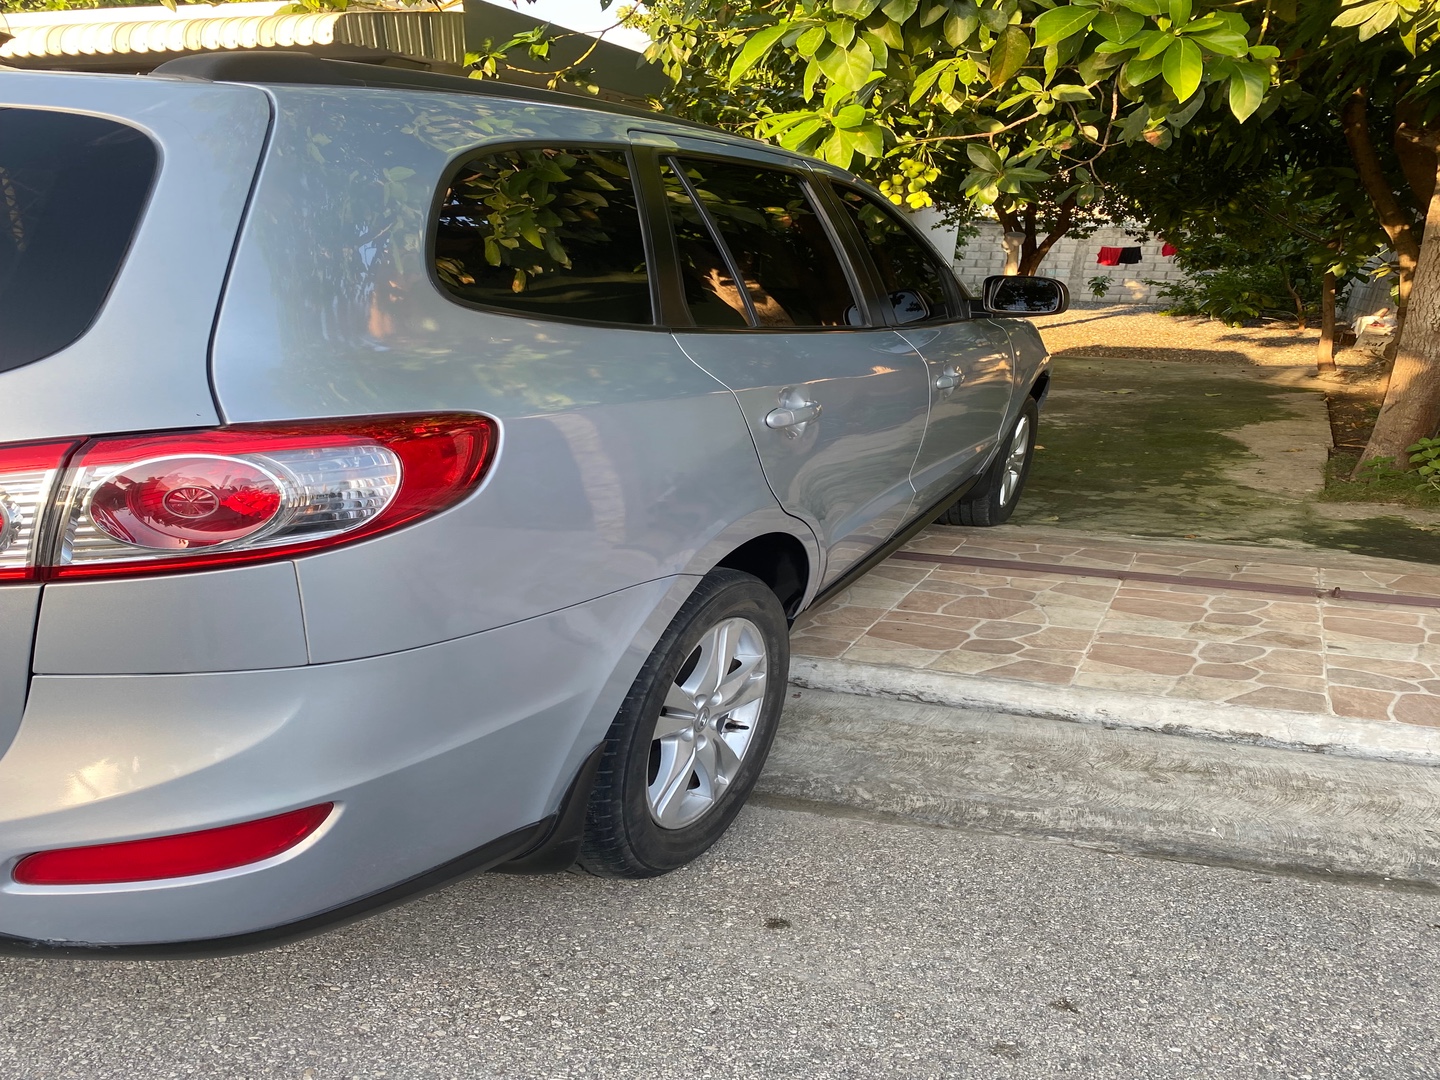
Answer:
[
  {"left": 860, "top": 29, "right": 889, "bottom": 69},
  {"left": 1120, "top": 104, "right": 1151, "bottom": 141},
  {"left": 1227, "top": 61, "right": 1266, "bottom": 121},
  {"left": 1116, "top": 0, "right": 1162, "bottom": 14},
  {"left": 920, "top": 3, "right": 947, "bottom": 28},
  {"left": 1161, "top": 35, "right": 1202, "bottom": 101},
  {"left": 852, "top": 121, "right": 886, "bottom": 158},
  {"left": 966, "top": 144, "right": 1004, "bottom": 172},
  {"left": 833, "top": 103, "right": 868, "bottom": 129},
  {"left": 1186, "top": 27, "right": 1248, "bottom": 55},
  {"left": 783, "top": 117, "right": 825, "bottom": 149},
  {"left": 1032, "top": 6, "right": 1097, "bottom": 47},
  {"left": 1092, "top": 8, "right": 1144, "bottom": 42},
  {"left": 909, "top": 59, "right": 949, "bottom": 102},
  {"left": 816, "top": 36, "right": 877, "bottom": 91},
  {"left": 1005, "top": 167, "right": 1051, "bottom": 181},
  {"left": 1165, "top": 90, "right": 1205, "bottom": 128},
  {"left": 1332, "top": 0, "right": 1384, "bottom": 28},
  {"left": 943, "top": 11, "right": 979, "bottom": 46},
  {"left": 803, "top": 59, "right": 823, "bottom": 100},
  {"left": 1132, "top": 29, "right": 1173, "bottom": 59},
  {"left": 729, "top": 22, "right": 792, "bottom": 83},
  {"left": 1122, "top": 52, "right": 1165, "bottom": 83},
  {"left": 1167, "top": 0, "right": 1191, "bottom": 26},
  {"left": 797, "top": 25, "right": 827, "bottom": 56},
  {"left": 879, "top": 0, "right": 919, "bottom": 24},
  {"left": 988, "top": 25, "right": 1032, "bottom": 86},
  {"left": 1051, "top": 83, "right": 1094, "bottom": 101},
  {"left": 828, "top": 18, "right": 856, "bottom": 46},
  {"left": 832, "top": 0, "right": 881, "bottom": 17},
  {"left": 822, "top": 130, "right": 857, "bottom": 169}
]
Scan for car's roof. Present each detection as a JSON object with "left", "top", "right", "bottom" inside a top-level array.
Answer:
[{"left": 150, "top": 54, "right": 734, "bottom": 140}]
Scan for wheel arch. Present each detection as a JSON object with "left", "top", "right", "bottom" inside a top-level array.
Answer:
[{"left": 713, "top": 531, "right": 812, "bottom": 618}]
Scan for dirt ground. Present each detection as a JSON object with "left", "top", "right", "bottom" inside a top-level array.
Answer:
[
  {"left": 1030, "top": 304, "right": 1327, "bottom": 367},
  {"left": 1012, "top": 308, "right": 1440, "bottom": 563}
]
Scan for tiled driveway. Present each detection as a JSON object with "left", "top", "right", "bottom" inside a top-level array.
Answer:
[{"left": 791, "top": 526, "right": 1440, "bottom": 728}]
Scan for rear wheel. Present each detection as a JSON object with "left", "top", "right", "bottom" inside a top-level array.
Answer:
[
  {"left": 937, "top": 398, "right": 1038, "bottom": 527},
  {"left": 578, "top": 570, "right": 789, "bottom": 878}
]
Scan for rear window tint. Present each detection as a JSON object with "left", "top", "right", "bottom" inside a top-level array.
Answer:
[
  {"left": 0, "top": 109, "right": 157, "bottom": 373},
  {"left": 434, "top": 147, "right": 652, "bottom": 326}
]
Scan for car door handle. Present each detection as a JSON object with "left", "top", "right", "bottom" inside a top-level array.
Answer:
[
  {"left": 765, "top": 402, "right": 822, "bottom": 429},
  {"left": 935, "top": 366, "right": 964, "bottom": 391}
]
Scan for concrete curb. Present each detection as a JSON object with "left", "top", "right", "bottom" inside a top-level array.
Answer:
[
  {"left": 789, "top": 656, "right": 1440, "bottom": 767},
  {"left": 762, "top": 688, "right": 1440, "bottom": 888}
]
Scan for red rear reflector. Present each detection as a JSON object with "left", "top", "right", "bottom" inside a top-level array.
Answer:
[{"left": 12, "top": 803, "right": 334, "bottom": 886}]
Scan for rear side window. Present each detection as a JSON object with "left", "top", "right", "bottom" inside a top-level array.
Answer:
[
  {"left": 0, "top": 109, "right": 157, "bottom": 373},
  {"left": 659, "top": 160, "right": 748, "bottom": 329},
  {"left": 434, "top": 147, "right": 652, "bottom": 326},
  {"left": 833, "top": 185, "right": 959, "bottom": 324},
  {"left": 673, "top": 158, "right": 859, "bottom": 329}
]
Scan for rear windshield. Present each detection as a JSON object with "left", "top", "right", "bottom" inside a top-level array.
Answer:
[{"left": 0, "top": 108, "right": 158, "bottom": 373}]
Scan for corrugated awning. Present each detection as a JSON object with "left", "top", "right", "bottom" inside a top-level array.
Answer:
[{"left": 0, "top": 4, "right": 464, "bottom": 70}]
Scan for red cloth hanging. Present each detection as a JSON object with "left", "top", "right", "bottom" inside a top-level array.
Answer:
[
  {"left": 1161, "top": 242, "right": 1179, "bottom": 257},
  {"left": 1097, "top": 246, "right": 1123, "bottom": 266}
]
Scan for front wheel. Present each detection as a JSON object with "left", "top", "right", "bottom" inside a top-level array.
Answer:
[
  {"left": 937, "top": 398, "right": 1038, "bottom": 527},
  {"left": 578, "top": 570, "right": 789, "bottom": 878}
]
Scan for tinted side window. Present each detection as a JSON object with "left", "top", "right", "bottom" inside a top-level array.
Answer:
[
  {"left": 434, "top": 147, "right": 652, "bottom": 326},
  {"left": 0, "top": 109, "right": 157, "bottom": 373},
  {"left": 675, "top": 158, "right": 859, "bottom": 329},
  {"left": 660, "top": 160, "right": 748, "bottom": 328},
  {"left": 834, "top": 185, "right": 958, "bottom": 324}
]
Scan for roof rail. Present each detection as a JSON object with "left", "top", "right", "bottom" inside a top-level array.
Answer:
[{"left": 149, "top": 53, "right": 725, "bottom": 136}]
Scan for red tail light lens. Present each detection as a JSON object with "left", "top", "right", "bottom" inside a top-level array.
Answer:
[
  {"left": 12, "top": 803, "right": 335, "bottom": 885},
  {"left": 0, "top": 413, "right": 497, "bottom": 580},
  {"left": 88, "top": 455, "right": 287, "bottom": 549}
]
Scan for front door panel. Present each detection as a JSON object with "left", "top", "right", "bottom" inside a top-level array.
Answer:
[
  {"left": 675, "top": 331, "right": 929, "bottom": 585},
  {"left": 901, "top": 320, "right": 1015, "bottom": 509}
]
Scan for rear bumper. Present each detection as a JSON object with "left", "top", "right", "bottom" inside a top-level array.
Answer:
[{"left": 0, "top": 578, "right": 677, "bottom": 950}]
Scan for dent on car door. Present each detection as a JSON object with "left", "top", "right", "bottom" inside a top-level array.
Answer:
[
  {"left": 657, "top": 153, "right": 931, "bottom": 586},
  {"left": 827, "top": 184, "right": 1015, "bottom": 512}
]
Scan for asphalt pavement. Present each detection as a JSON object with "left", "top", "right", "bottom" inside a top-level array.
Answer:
[{"left": 3, "top": 801, "right": 1439, "bottom": 1080}]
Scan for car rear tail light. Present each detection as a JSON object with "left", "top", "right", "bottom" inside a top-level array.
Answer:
[
  {"left": 0, "top": 440, "right": 83, "bottom": 582},
  {"left": 12, "top": 803, "right": 335, "bottom": 885},
  {"left": 0, "top": 414, "right": 494, "bottom": 581}
]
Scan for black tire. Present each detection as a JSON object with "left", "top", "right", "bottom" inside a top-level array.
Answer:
[
  {"left": 578, "top": 569, "right": 789, "bottom": 879},
  {"left": 936, "top": 397, "right": 1039, "bottom": 527}
]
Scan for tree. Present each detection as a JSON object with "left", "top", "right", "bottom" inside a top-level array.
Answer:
[
  {"left": 1103, "top": 113, "right": 1387, "bottom": 370},
  {"left": 626, "top": 0, "right": 1279, "bottom": 277},
  {"left": 1301, "top": 0, "right": 1440, "bottom": 467}
]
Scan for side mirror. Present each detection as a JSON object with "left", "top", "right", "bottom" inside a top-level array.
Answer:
[{"left": 980, "top": 275, "right": 1069, "bottom": 316}]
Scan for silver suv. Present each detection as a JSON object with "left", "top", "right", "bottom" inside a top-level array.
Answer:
[{"left": 0, "top": 55, "right": 1061, "bottom": 953}]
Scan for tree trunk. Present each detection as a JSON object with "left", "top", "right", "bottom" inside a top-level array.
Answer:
[
  {"left": 1341, "top": 88, "right": 1421, "bottom": 320},
  {"left": 1282, "top": 269, "right": 1308, "bottom": 330},
  {"left": 1016, "top": 196, "right": 1077, "bottom": 276},
  {"left": 1356, "top": 140, "right": 1440, "bottom": 471},
  {"left": 1317, "top": 271, "right": 1336, "bottom": 374},
  {"left": 1000, "top": 233, "right": 1023, "bottom": 275}
]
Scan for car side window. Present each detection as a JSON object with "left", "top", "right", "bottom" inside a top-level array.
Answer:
[
  {"left": 670, "top": 157, "right": 861, "bottom": 329},
  {"left": 833, "top": 184, "right": 958, "bottom": 324},
  {"left": 659, "top": 160, "right": 750, "bottom": 328},
  {"left": 434, "top": 146, "right": 652, "bottom": 326}
]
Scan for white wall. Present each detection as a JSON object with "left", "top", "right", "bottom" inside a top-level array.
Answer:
[{"left": 949, "top": 220, "right": 1188, "bottom": 305}]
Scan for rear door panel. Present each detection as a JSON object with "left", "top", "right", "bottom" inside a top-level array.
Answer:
[{"left": 675, "top": 330, "right": 929, "bottom": 586}]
